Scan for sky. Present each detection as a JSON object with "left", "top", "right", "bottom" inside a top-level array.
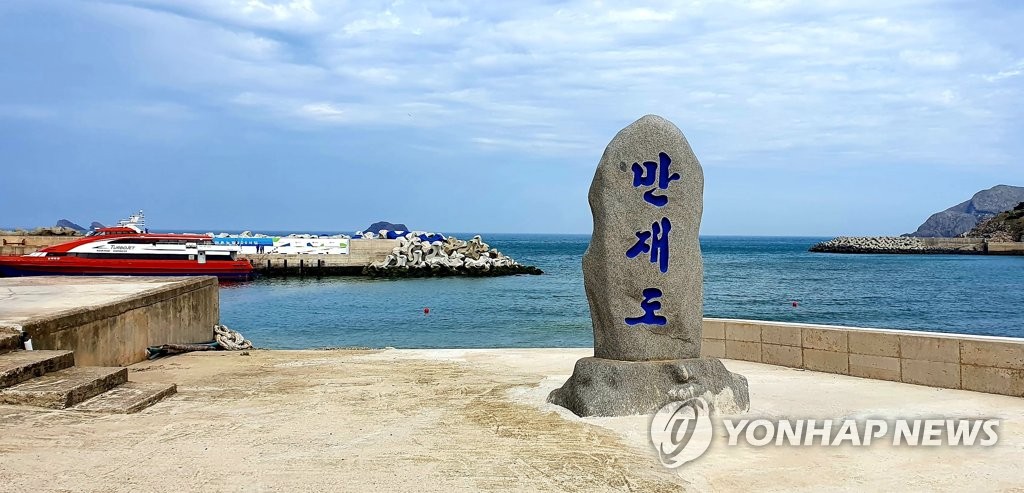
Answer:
[{"left": 1, "top": 0, "right": 1023, "bottom": 236}]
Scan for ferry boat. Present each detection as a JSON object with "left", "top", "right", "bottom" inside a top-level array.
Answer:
[{"left": 0, "top": 212, "right": 253, "bottom": 281}]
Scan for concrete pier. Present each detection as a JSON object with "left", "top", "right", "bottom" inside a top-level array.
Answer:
[
  {"left": 1, "top": 349, "right": 1022, "bottom": 492},
  {"left": 241, "top": 239, "right": 397, "bottom": 276},
  {"left": 0, "top": 277, "right": 219, "bottom": 366}
]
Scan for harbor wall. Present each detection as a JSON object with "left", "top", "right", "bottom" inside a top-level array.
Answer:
[
  {"left": 920, "top": 237, "right": 987, "bottom": 250},
  {"left": 241, "top": 239, "right": 399, "bottom": 276},
  {"left": 0, "top": 235, "right": 73, "bottom": 255},
  {"left": 702, "top": 318, "right": 1024, "bottom": 398},
  {"left": 988, "top": 242, "right": 1024, "bottom": 255},
  {"left": 22, "top": 277, "right": 218, "bottom": 367},
  {"left": 809, "top": 236, "right": 1024, "bottom": 254}
]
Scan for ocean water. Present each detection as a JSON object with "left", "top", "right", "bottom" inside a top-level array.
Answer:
[{"left": 219, "top": 235, "right": 1024, "bottom": 349}]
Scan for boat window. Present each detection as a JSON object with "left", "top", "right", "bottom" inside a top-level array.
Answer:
[
  {"left": 67, "top": 253, "right": 237, "bottom": 261},
  {"left": 109, "top": 238, "right": 193, "bottom": 245}
]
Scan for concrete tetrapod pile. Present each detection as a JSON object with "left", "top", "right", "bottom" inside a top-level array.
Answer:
[{"left": 364, "top": 234, "right": 542, "bottom": 278}]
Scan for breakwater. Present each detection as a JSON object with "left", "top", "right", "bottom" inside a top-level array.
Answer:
[
  {"left": 241, "top": 239, "right": 397, "bottom": 277},
  {"left": 809, "top": 236, "right": 1024, "bottom": 255},
  {"left": 363, "top": 234, "right": 542, "bottom": 278},
  {"left": 364, "top": 263, "right": 542, "bottom": 278},
  {"left": 0, "top": 236, "right": 544, "bottom": 279},
  {"left": 243, "top": 237, "right": 542, "bottom": 278}
]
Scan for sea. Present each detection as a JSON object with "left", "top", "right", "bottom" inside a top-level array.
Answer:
[{"left": 217, "top": 235, "right": 1024, "bottom": 349}]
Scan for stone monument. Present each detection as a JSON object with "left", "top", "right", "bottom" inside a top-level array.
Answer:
[{"left": 548, "top": 115, "right": 750, "bottom": 417}]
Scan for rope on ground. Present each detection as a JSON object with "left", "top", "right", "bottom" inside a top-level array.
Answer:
[
  {"left": 215, "top": 324, "right": 254, "bottom": 351},
  {"left": 146, "top": 324, "right": 255, "bottom": 359}
]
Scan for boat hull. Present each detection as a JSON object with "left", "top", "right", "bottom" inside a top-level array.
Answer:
[{"left": 0, "top": 257, "right": 254, "bottom": 281}]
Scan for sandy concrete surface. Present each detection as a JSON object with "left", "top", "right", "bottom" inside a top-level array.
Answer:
[
  {"left": 0, "top": 277, "right": 185, "bottom": 325},
  {"left": 1, "top": 349, "right": 1022, "bottom": 492}
]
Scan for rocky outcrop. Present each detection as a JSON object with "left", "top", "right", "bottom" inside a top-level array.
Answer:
[
  {"left": 810, "top": 236, "right": 985, "bottom": 254},
  {"left": 364, "top": 221, "right": 408, "bottom": 233},
  {"left": 965, "top": 202, "right": 1024, "bottom": 242},
  {"left": 907, "top": 185, "right": 1024, "bottom": 237},
  {"left": 55, "top": 219, "right": 86, "bottom": 232},
  {"left": 364, "top": 233, "right": 542, "bottom": 277}
]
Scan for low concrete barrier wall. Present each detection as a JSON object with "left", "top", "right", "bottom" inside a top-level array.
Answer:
[
  {"left": 702, "top": 318, "right": 1024, "bottom": 398},
  {"left": 241, "top": 239, "right": 399, "bottom": 275},
  {"left": 988, "top": 242, "right": 1024, "bottom": 255},
  {"left": 0, "top": 235, "right": 75, "bottom": 255},
  {"left": 24, "top": 277, "right": 219, "bottom": 366},
  {"left": 920, "top": 237, "right": 986, "bottom": 247}
]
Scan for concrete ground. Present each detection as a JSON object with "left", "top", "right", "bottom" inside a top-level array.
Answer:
[
  {"left": 0, "top": 277, "right": 185, "bottom": 325},
  {"left": 0, "top": 348, "right": 1022, "bottom": 492}
]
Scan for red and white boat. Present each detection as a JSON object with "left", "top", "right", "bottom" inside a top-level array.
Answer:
[{"left": 0, "top": 213, "right": 253, "bottom": 281}]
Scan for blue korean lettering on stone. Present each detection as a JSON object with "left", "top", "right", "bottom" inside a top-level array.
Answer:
[
  {"left": 631, "top": 152, "right": 680, "bottom": 207},
  {"left": 624, "top": 288, "right": 667, "bottom": 326},
  {"left": 625, "top": 217, "right": 672, "bottom": 273}
]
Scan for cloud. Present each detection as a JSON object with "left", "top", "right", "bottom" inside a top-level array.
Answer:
[
  {"left": 9, "top": 0, "right": 1024, "bottom": 168},
  {"left": 984, "top": 59, "right": 1024, "bottom": 82}
]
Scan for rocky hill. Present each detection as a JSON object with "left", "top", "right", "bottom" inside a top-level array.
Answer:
[
  {"left": 55, "top": 219, "right": 86, "bottom": 232},
  {"left": 906, "top": 185, "right": 1024, "bottom": 237},
  {"left": 965, "top": 202, "right": 1024, "bottom": 242},
  {"left": 364, "top": 221, "right": 409, "bottom": 233}
]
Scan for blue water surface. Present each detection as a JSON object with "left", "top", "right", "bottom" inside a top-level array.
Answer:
[{"left": 219, "top": 235, "right": 1024, "bottom": 349}]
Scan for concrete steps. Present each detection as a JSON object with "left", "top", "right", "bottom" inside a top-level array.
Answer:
[
  {"left": 74, "top": 382, "right": 177, "bottom": 414},
  {"left": 0, "top": 366, "right": 128, "bottom": 409},
  {"left": 0, "top": 346, "right": 177, "bottom": 413},
  {"left": 0, "top": 350, "right": 75, "bottom": 389}
]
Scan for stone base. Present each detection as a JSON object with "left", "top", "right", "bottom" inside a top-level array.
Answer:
[{"left": 547, "top": 357, "right": 750, "bottom": 417}]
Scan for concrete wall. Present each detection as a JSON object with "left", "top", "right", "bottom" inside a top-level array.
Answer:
[
  {"left": 25, "top": 277, "right": 219, "bottom": 367},
  {"left": 988, "top": 242, "right": 1024, "bottom": 254},
  {"left": 241, "top": 239, "right": 399, "bottom": 273},
  {"left": 0, "top": 236, "right": 75, "bottom": 256},
  {"left": 920, "top": 237, "right": 986, "bottom": 252},
  {"left": 702, "top": 318, "right": 1024, "bottom": 398}
]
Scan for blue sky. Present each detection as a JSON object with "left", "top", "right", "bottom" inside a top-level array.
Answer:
[{"left": 1, "top": 0, "right": 1022, "bottom": 235}]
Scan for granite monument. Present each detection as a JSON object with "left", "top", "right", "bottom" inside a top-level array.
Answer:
[{"left": 548, "top": 115, "right": 750, "bottom": 417}]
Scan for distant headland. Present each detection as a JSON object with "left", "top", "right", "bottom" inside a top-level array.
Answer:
[
  {"left": 811, "top": 185, "right": 1024, "bottom": 255},
  {"left": 904, "top": 185, "right": 1024, "bottom": 238}
]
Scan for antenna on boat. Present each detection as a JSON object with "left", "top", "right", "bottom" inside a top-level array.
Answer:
[{"left": 116, "top": 210, "right": 146, "bottom": 233}]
